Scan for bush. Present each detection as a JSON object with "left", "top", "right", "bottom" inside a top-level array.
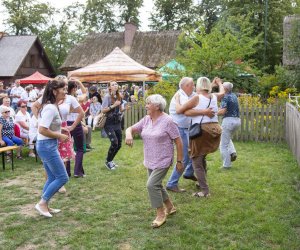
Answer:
[{"left": 147, "top": 80, "right": 177, "bottom": 104}]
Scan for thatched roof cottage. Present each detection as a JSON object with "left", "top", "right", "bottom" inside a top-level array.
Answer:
[
  {"left": 60, "top": 23, "right": 181, "bottom": 72},
  {"left": 0, "top": 33, "right": 55, "bottom": 85}
]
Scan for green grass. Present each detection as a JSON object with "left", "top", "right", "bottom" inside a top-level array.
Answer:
[{"left": 0, "top": 132, "right": 300, "bottom": 249}]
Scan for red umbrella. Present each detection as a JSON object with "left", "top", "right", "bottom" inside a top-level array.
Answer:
[{"left": 19, "top": 71, "right": 52, "bottom": 84}]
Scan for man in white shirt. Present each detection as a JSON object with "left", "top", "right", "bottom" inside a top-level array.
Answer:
[
  {"left": 10, "top": 80, "right": 25, "bottom": 111},
  {"left": 166, "top": 77, "right": 214, "bottom": 193}
]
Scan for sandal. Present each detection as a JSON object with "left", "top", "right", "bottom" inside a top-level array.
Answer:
[
  {"left": 151, "top": 215, "right": 166, "bottom": 228},
  {"left": 165, "top": 206, "right": 177, "bottom": 216},
  {"left": 193, "top": 192, "right": 210, "bottom": 198}
]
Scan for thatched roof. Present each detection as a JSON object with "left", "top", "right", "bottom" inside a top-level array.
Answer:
[
  {"left": 283, "top": 15, "right": 300, "bottom": 67},
  {"left": 68, "top": 47, "right": 161, "bottom": 82},
  {"left": 61, "top": 30, "right": 181, "bottom": 71},
  {"left": 0, "top": 35, "right": 55, "bottom": 77}
]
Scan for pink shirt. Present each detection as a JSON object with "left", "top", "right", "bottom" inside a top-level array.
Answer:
[{"left": 132, "top": 113, "right": 180, "bottom": 170}]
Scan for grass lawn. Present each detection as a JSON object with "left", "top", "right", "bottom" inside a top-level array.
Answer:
[{"left": 0, "top": 132, "right": 300, "bottom": 249}]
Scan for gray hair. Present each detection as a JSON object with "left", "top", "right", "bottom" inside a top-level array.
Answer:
[
  {"left": 223, "top": 82, "right": 233, "bottom": 91},
  {"left": 179, "top": 77, "right": 193, "bottom": 89},
  {"left": 196, "top": 77, "right": 212, "bottom": 92},
  {"left": 146, "top": 94, "right": 166, "bottom": 112}
]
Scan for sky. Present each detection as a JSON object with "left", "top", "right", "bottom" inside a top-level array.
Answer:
[{"left": 0, "top": 0, "right": 154, "bottom": 32}]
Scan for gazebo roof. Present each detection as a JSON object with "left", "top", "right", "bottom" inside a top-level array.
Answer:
[
  {"left": 19, "top": 71, "right": 52, "bottom": 84},
  {"left": 68, "top": 47, "right": 161, "bottom": 82}
]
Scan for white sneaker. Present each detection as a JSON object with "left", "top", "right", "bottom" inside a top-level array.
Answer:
[{"left": 29, "top": 153, "right": 36, "bottom": 158}]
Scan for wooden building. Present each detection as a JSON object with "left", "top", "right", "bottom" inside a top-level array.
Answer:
[
  {"left": 0, "top": 34, "right": 55, "bottom": 85},
  {"left": 60, "top": 23, "right": 181, "bottom": 72}
]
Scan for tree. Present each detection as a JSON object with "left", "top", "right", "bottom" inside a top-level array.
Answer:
[
  {"left": 177, "top": 16, "right": 259, "bottom": 92},
  {"left": 39, "top": 3, "right": 85, "bottom": 71},
  {"left": 149, "top": 0, "right": 195, "bottom": 31},
  {"left": 222, "top": 0, "right": 300, "bottom": 73},
  {"left": 82, "top": 0, "right": 118, "bottom": 33},
  {"left": 2, "top": 0, "right": 54, "bottom": 35},
  {"left": 194, "top": 0, "right": 223, "bottom": 33},
  {"left": 117, "top": 0, "right": 143, "bottom": 26}
]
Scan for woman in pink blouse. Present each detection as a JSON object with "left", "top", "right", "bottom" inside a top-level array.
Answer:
[{"left": 125, "top": 94, "right": 184, "bottom": 228}]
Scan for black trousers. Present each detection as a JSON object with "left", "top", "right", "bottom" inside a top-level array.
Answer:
[{"left": 104, "top": 125, "right": 122, "bottom": 162}]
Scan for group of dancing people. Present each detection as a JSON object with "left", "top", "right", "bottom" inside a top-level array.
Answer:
[{"left": 33, "top": 76, "right": 241, "bottom": 229}]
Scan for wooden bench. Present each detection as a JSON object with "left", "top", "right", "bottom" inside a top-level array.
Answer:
[{"left": 0, "top": 146, "right": 19, "bottom": 171}]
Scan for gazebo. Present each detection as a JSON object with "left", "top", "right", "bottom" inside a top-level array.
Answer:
[
  {"left": 67, "top": 47, "right": 161, "bottom": 82},
  {"left": 19, "top": 71, "right": 52, "bottom": 84}
]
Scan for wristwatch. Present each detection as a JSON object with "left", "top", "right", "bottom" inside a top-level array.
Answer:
[{"left": 177, "top": 160, "right": 183, "bottom": 163}]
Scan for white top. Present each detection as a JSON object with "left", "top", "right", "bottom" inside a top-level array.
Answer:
[
  {"left": 20, "top": 91, "right": 29, "bottom": 103},
  {"left": 37, "top": 95, "right": 80, "bottom": 122},
  {"left": 10, "top": 86, "right": 25, "bottom": 103},
  {"left": 15, "top": 110, "right": 31, "bottom": 136},
  {"left": 169, "top": 89, "right": 195, "bottom": 128},
  {"left": 37, "top": 104, "right": 62, "bottom": 140},
  {"left": 192, "top": 94, "right": 218, "bottom": 124},
  {"left": 0, "top": 105, "right": 15, "bottom": 118},
  {"left": 28, "top": 90, "right": 38, "bottom": 107}
]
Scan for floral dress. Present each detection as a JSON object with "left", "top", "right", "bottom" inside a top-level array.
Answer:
[{"left": 58, "top": 121, "right": 75, "bottom": 162}]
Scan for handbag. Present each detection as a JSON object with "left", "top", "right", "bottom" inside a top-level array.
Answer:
[
  {"left": 189, "top": 95, "right": 212, "bottom": 140},
  {"left": 95, "top": 112, "right": 107, "bottom": 129}
]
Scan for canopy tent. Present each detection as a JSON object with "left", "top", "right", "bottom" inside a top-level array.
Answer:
[
  {"left": 68, "top": 47, "right": 161, "bottom": 82},
  {"left": 19, "top": 71, "right": 52, "bottom": 84},
  {"left": 159, "top": 60, "right": 185, "bottom": 80}
]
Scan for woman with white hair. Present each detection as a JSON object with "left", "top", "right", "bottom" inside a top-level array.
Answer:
[
  {"left": 175, "top": 77, "right": 224, "bottom": 197},
  {"left": 218, "top": 82, "right": 241, "bottom": 168},
  {"left": 125, "top": 94, "right": 184, "bottom": 228}
]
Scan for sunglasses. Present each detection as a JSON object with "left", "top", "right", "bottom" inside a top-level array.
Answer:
[{"left": 21, "top": 105, "right": 27, "bottom": 108}]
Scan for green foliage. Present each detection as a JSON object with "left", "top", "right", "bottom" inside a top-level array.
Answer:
[
  {"left": 177, "top": 15, "right": 258, "bottom": 93},
  {"left": 40, "top": 3, "right": 85, "bottom": 72},
  {"left": 2, "top": 0, "right": 54, "bottom": 35},
  {"left": 117, "top": 0, "right": 143, "bottom": 26},
  {"left": 222, "top": 0, "right": 300, "bottom": 72},
  {"left": 147, "top": 81, "right": 177, "bottom": 104},
  {"left": 149, "top": 0, "right": 195, "bottom": 31},
  {"left": 82, "top": 0, "right": 118, "bottom": 33}
]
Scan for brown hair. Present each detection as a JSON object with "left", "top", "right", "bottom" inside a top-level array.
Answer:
[{"left": 108, "top": 81, "right": 121, "bottom": 102}]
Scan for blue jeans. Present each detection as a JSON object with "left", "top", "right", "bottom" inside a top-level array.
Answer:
[
  {"left": 2, "top": 135, "right": 23, "bottom": 146},
  {"left": 166, "top": 127, "right": 194, "bottom": 188},
  {"left": 36, "top": 139, "right": 69, "bottom": 201}
]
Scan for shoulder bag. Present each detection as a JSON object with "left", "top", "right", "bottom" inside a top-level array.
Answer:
[{"left": 189, "top": 95, "right": 212, "bottom": 140}]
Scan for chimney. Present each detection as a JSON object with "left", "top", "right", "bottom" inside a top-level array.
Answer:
[{"left": 123, "top": 22, "right": 137, "bottom": 53}]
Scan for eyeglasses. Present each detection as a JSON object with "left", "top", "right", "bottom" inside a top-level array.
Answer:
[
  {"left": 3, "top": 111, "right": 10, "bottom": 114},
  {"left": 21, "top": 106, "right": 27, "bottom": 108}
]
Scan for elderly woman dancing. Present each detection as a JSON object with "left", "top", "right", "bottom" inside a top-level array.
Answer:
[
  {"left": 218, "top": 82, "right": 241, "bottom": 169},
  {"left": 125, "top": 94, "right": 184, "bottom": 228},
  {"left": 175, "top": 77, "right": 224, "bottom": 197}
]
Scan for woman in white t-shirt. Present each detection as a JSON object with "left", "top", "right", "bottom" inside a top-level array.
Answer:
[
  {"left": 15, "top": 100, "right": 35, "bottom": 157},
  {"left": 34, "top": 79, "right": 69, "bottom": 218}
]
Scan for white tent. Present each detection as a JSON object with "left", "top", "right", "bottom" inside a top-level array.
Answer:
[{"left": 68, "top": 47, "right": 161, "bottom": 82}]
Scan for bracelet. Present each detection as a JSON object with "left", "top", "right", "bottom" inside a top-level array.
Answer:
[{"left": 177, "top": 160, "right": 183, "bottom": 163}]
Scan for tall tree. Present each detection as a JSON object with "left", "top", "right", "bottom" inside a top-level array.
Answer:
[
  {"left": 149, "top": 0, "right": 195, "bottom": 30},
  {"left": 82, "top": 0, "right": 118, "bottom": 33},
  {"left": 222, "top": 0, "right": 300, "bottom": 73},
  {"left": 177, "top": 15, "right": 259, "bottom": 92},
  {"left": 40, "top": 3, "right": 85, "bottom": 71},
  {"left": 117, "top": 0, "right": 143, "bottom": 26},
  {"left": 2, "top": 0, "right": 54, "bottom": 35}
]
